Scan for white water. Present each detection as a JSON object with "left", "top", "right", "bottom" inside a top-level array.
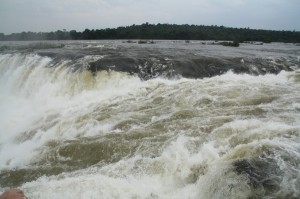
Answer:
[{"left": 0, "top": 53, "right": 300, "bottom": 199}]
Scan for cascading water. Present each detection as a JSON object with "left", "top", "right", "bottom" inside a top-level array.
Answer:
[{"left": 0, "top": 41, "right": 300, "bottom": 199}]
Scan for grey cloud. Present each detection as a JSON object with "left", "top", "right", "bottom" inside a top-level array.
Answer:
[{"left": 0, "top": 0, "right": 299, "bottom": 34}]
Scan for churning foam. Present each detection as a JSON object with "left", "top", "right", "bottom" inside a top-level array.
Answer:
[
  {"left": 0, "top": 53, "right": 142, "bottom": 169},
  {"left": 0, "top": 53, "right": 300, "bottom": 198}
]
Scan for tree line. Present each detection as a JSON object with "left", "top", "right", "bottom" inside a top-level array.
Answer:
[{"left": 1, "top": 23, "right": 299, "bottom": 43}]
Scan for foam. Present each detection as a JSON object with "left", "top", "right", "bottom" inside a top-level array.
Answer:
[{"left": 0, "top": 53, "right": 300, "bottom": 198}]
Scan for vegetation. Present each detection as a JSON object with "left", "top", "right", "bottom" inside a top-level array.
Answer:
[{"left": 1, "top": 23, "right": 300, "bottom": 43}]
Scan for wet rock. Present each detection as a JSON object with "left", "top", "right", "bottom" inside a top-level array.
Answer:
[{"left": 233, "top": 158, "right": 282, "bottom": 197}]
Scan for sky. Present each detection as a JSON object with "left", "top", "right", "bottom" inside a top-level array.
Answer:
[{"left": 0, "top": 0, "right": 299, "bottom": 34}]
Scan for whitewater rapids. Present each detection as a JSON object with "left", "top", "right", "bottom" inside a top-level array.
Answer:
[{"left": 0, "top": 41, "right": 300, "bottom": 199}]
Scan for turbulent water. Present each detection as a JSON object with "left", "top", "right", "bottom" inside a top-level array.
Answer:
[{"left": 0, "top": 41, "right": 300, "bottom": 199}]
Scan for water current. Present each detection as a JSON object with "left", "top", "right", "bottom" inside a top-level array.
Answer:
[{"left": 0, "top": 41, "right": 300, "bottom": 199}]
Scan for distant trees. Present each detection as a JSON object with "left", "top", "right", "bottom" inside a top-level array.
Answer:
[
  {"left": 1, "top": 23, "right": 300, "bottom": 43},
  {"left": 0, "top": 33, "right": 4, "bottom": 40}
]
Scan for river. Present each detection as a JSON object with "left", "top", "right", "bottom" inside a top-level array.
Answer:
[{"left": 0, "top": 40, "right": 300, "bottom": 198}]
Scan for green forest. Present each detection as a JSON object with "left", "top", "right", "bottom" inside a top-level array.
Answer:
[{"left": 1, "top": 23, "right": 300, "bottom": 43}]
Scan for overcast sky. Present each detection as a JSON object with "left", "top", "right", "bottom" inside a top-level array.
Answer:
[{"left": 0, "top": 0, "right": 299, "bottom": 34}]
